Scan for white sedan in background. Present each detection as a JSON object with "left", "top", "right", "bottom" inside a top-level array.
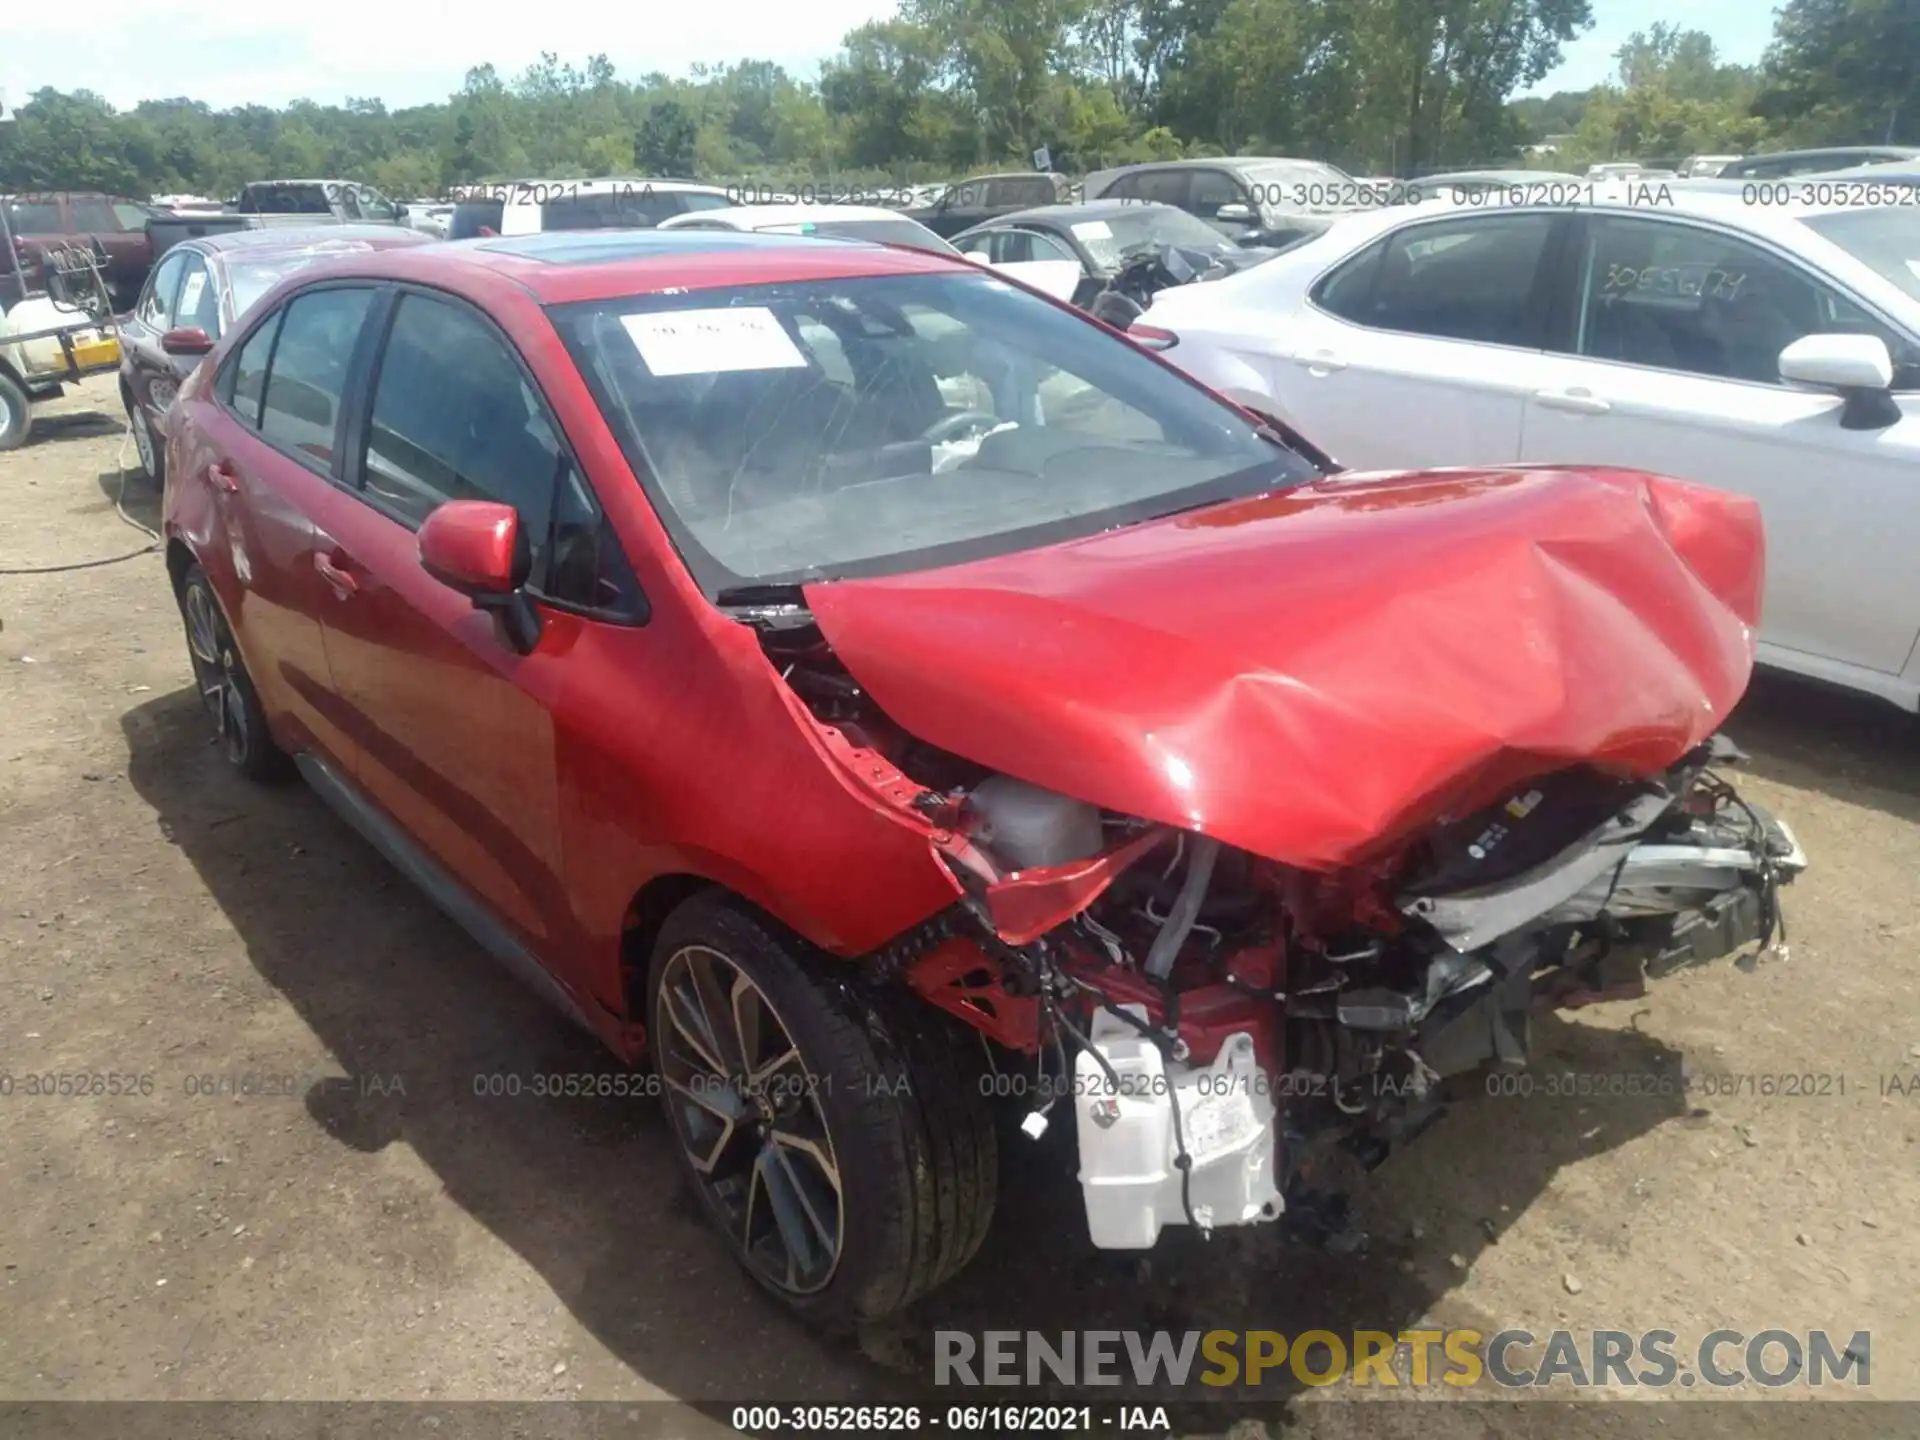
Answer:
[{"left": 1138, "top": 189, "right": 1920, "bottom": 710}]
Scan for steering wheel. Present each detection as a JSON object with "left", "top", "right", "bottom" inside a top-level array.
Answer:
[{"left": 921, "top": 410, "right": 1003, "bottom": 444}]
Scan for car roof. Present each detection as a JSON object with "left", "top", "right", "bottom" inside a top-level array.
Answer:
[
  {"left": 298, "top": 228, "right": 966, "bottom": 305},
  {"left": 974, "top": 200, "right": 1185, "bottom": 228},
  {"left": 664, "top": 203, "right": 920, "bottom": 227},
  {"left": 1732, "top": 145, "right": 1920, "bottom": 164},
  {"left": 191, "top": 225, "right": 434, "bottom": 257}
]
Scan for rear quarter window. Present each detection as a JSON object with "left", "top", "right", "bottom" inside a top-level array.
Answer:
[
  {"left": 240, "top": 184, "right": 332, "bottom": 214},
  {"left": 449, "top": 200, "right": 506, "bottom": 239}
]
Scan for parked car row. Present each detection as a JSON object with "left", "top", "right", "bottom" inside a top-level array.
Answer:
[{"left": 1136, "top": 183, "right": 1920, "bottom": 711}]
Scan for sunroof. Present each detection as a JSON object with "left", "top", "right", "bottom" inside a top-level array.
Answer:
[{"left": 476, "top": 229, "right": 857, "bottom": 265}]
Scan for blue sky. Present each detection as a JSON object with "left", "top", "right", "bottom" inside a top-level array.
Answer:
[{"left": 1, "top": 1, "right": 1780, "bottom": 115}]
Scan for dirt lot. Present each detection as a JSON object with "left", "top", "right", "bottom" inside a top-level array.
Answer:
[{"left": 3, "top": 376, "right": 1918, "bottom": 1434}]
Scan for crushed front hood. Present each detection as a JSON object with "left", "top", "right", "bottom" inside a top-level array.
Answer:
[{"left": 804, "top": 466, "right": 1763, "bottom": 872}]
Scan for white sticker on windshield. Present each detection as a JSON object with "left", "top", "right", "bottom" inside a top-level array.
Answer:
[
  {"left": 621, "top": 306, "right": 807, "bottom": 377},
  {"left": 1069, "top": 221, "right": 1114, "bottom": 241},
  {"left": 177, "top": 271, "right": 207, "bottom": 316}
]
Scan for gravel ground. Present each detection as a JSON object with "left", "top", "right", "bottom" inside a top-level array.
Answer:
[{"left": 2, "top": 378, "right": 1917, "bottom": 1437}]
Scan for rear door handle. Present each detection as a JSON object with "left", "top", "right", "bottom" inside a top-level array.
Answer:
[
  {"left": 1533, "top": 387, "right": 1611, "bottom": 415},
  {"left": 1296, "top": 349, "right": 1348, "bottom": 373},
  {"left": 314, "top": 551, "right": 359, "bottom": 597},
  {"left": 206, "top": 459, "right": 241, "bottom": 493}
]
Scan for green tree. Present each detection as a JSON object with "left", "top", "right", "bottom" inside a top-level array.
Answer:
[
  {"left": 634, "top": 100, "right": 699, "bottom": 175},
  {"left": 1753, "top": 0, "right": 1919, "bottom": 145}
]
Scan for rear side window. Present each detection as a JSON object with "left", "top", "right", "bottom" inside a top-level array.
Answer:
[
  {"left": 986, "top": 178, "right": 1053, "bottom": 207},
  {"left": 139, "top": 251, "right": 190, "bottom": 329},
  {"left": 449, "top": 200, "right": 505, "bottom": 239},
  {"left": 257, "top": 288, "right": 377, "bottom": 465},
  {"left": 360, "top": 292, "right": 564, "bottom": 532},
  {"left": 1314, "top": 214, "right": 1556, "bottom": 346}
]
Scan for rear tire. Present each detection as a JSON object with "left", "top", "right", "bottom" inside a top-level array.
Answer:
[
  {"left": 176, "top": 564, "right": 292, "bottom": 783},
  {"left": 0, "top": 371, "right": 31, "bottom": 452},
  {"left": 648, "top": 894, "right": 997, "bottom": 1330}
]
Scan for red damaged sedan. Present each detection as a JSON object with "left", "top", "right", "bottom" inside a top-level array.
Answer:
[{"left": 160, "top": 229, "right": 1806, "bottom": 1327}]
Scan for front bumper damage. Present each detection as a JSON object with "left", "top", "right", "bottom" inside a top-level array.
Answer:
[{"left": 1066, "top": 739, "right": 1807, "bottom": 1250}]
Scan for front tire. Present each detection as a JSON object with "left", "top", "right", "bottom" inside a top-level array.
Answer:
[
  {"left": 648, "top": 894, "right": 997, "bottom": 1330},
  {"left": 177, "top": 564, "right": 291, "bottom": 783}
]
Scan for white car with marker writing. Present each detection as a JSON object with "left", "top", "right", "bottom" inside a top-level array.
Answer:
[{"left": 1138, "top": 187, "right": 1920, "bottom": 710}]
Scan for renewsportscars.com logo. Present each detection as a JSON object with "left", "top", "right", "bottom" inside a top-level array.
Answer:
[{"left": 933, "top": 1329, "right": 1872, "bottom": 1390}]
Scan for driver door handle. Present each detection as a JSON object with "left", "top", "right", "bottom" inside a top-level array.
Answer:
[
  {"left": 206, "top": 459, "right": 241, "bottom": 494},
  {"left": 314, "top": 551, "right": 359, "bottom": 597},
  {"left": 1534, "top": 387, "right": 1612, "bottom": 415},
  {"left": 1296, "top": 349, "right": 1348, "bottom": 373}
]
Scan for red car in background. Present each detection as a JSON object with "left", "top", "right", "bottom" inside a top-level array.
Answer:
[
  {"left": 158, "top": 229, "right": 1805, "bottom": 1328},
  {"left": 2, "top": 191, "right": 159, "bottom": 311},
  {"left": 119, "top": 226, "right": 432, "bottom": 483}
]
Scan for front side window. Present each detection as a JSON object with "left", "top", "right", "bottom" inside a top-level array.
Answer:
[
  {"left": 1566, "top": 215, "right": 1903, "bottom": 385},
  {"left": 139, "top": 251, "right": 190, "bottom": 329},
  {"left": 549, "top": 270, "right": 1310, "bottom": 594},
  {"left": 1125, "top": 170, "right": 1191, "bottom": 207},
  {"left": 360, "top": 292, "right": 565, "bottom": 533},
  {"left": 1312, "top": 213, "right": 1556, "bottom": 346},
  {"left": 676, "top": 192, "right": 732, "bottom": 214},
  {"left": 174, "top": 255, "right": 223, "bottom": 339},
  {"left": 257, "top": 287, "right": 377, "bottom": 465},
  {"left": 111, "top": 201, "right": 152, "bottom": 231},
  {"left": 224, "top": 311, "right": 282, "bottom": 427}
]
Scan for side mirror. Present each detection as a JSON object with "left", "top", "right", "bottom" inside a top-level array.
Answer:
[
  {"left": 418, "top": 499, "right": 542, "bottom": 651},
  {"left": 1214, "top": 202, "right": 1257, "bottom": 224},
  {"left": 419, "top": 499, "right": 526, "bottom": 594},
  {"left": 1780, "top": 334, "right": 1901, "bottom": 431},
  {"left": 161, "top": 326, "right": 214, "bottom": 356},
  {"left": 393, "top": 204, "right": 409, "bottom": 222}
]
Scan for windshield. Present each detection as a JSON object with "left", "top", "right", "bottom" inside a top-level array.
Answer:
[
  {"left": 760, "top": 219, "right": 959, "bottom": 255},
  {"left": 1069, "top": 208, "right": 1235, "bottom": 269},
  {"left": 1802, "top": 208, "right": 1920, "bottom": 303},
  {"left": 548, "top": 271, "right": 1309, "bottom": 594}
]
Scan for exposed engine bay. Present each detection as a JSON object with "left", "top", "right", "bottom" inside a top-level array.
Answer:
[{"left": 750, "top": 605, "right": 1807, "bottom": 1251}]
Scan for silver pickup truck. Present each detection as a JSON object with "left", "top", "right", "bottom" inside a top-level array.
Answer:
[{"left": 147, "top": 180, "right": 410, "bottom": 259}]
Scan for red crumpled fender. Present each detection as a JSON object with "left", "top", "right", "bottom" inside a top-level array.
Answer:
[{"left": 805, "top": 465, "right": 1762, "bottom": 872}]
